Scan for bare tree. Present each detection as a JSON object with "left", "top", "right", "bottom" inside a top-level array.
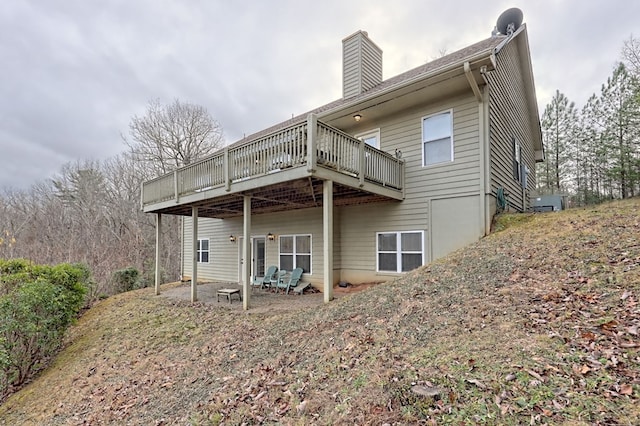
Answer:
[
  {"left": 124, "top": 99, "right": 225, "bottom": 175},
  {"left": 621, "top": 34, "right": 640, "bottom": 77}
]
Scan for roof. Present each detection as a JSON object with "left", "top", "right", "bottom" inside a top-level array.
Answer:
[{"left": 229, "top": 34, "right": 508, "bottom": 149}]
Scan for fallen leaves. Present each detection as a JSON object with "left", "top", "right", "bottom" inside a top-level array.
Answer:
[{"left": 3, "top": 199, "right": 640, "bottom": 425}]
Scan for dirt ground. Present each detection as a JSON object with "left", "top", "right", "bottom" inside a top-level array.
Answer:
[{"left": 159, "top": 281, "right": 381, "bottom": 314}]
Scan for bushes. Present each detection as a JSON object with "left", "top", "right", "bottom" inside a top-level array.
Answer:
[
  {"left": 111, "top": 267, "right": 141, "bottom": 293},
  {"left": 0, "top": 260, "right": 90, "bottom": 401}
]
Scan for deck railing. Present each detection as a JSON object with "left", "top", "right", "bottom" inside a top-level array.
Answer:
[{"left": 141, "top": 115, "right": 404, "bottom": 207}]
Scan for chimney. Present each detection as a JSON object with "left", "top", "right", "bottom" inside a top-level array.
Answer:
[{"left": 342, "top": 30, "right": 383, "bottom": 99}]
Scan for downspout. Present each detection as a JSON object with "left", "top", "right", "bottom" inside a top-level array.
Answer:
[
  {"left": 482, "top": 90, "right": 491, "bottom": 234},
  {"left": 477, "top": 90, "right": 487, "bottom": 237},
  {"left": 464, "top": 62, "right": 483, "bottom": 103},
  {"left": 480, "top": 66, "right": 492, "bottom": 235},
  {"left": 465, "top": 62, "right": 491, "bottom": 236}
]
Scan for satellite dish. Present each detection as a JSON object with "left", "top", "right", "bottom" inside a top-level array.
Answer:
[{"left": 496, "top": 8, "right": 523, "bottom": 35}]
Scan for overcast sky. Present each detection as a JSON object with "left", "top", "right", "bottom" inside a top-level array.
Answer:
[{"left": 1, "top": 0, "right": 639, "bottom": 190}]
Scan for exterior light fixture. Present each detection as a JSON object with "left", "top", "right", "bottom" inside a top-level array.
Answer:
[
  {"left": 229, "top": 235, "right": 236, "bottom": 243},
  {"left": 353, "top": 114, "right": 362, "bottom": 122},
  {"left": 267, "top": 232, "right": 276, "bottom": 241}
]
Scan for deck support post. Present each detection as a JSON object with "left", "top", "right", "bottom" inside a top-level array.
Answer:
[
  {"left": 323, "top": 180, "right": 334, "bottom": 303},
  {"left": 154, "top": 213, "right": 162, "bottom": 295},
  {"left": 191, "top": 206, "right": 198, "bottom": 302},
  {"left": 242, "top": 196, "right": 252, "bottom": 310}
]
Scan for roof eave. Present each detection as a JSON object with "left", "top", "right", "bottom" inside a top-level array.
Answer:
[{"left": 318, "top": 48, "right": 498, "bottom": 120}]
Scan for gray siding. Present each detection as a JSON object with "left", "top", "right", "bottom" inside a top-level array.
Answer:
[
  {"left": 336, "top": 93, "right": 483, "bottom": 282},
  {"left": 183, "top": 208, "right": 332, "bottom": 287},
  {"left": 182, "top": 93, "right": 484, "bottom": 286},
  {"left": 342, "top": 31, "right": 383, "bottom": 99},
  {"left": 487, "top": 37, "right": 538, "bottom": 212}
]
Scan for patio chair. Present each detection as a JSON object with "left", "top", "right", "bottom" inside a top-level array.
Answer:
[
  {"left": 270, "top": 270, "right": 287, "bottom": 291},
  {"left": 252, "top": 265, "right": 278, "bottom": 290},
  {"left": 276, "top": 267, "right": 304, "bottom": 294}
]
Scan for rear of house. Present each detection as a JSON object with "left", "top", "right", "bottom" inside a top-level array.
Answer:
[{"left": 142, "top": 12, "right": 543, "bottom": 306}]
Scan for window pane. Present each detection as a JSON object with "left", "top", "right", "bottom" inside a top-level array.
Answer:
[
  {"left": 423, "top": 112, "right": 451, "bottom": 141},
  {"left": 280, "top": 236, "right": 293, "bottom": 253},
  {"left": 401, "top": 233, "right": 421, "bottom": 251},
  {"left": 379, "top": 253, "right": 397, "bottom": 271},
  {"left": 296, "top": 235, "right": 311, "bottom": 253},
  {"left": 401, "top": 254, "right": 422, "bottom": 272},
  {"left": 424, "top": 137, "right": 452, "bottom": 165},
  {"left": 280, "top": 255, "right": 293, "bottom": 271},
  {"left": 378, "top": 233, "right": 396, "bottom": 251},
  {"left": 201, "top": 239, "right": 209, "bottom": 251},
  {"left": 296, "top": 255, "right": 311, "bottom": 273},
  {"left": 201, "top": 252, "right": 209, "bottom": 263},
  {"left": 363, "top": 135, "right": 378, "bottom": 148}
]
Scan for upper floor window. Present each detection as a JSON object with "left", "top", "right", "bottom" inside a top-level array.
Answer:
[
  {"left": 355, "top": 129, "right": 380, "bottom": 149},
  {"left": 197, "top": 239, "right": 209, "bottom": 263},
  {"left": 422, "top": 111, "right": 453, "bottom": 166}
]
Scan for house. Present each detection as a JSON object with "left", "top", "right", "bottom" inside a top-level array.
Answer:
[{"left": 141, "top": 12, "right": 543, "bottom": 309}]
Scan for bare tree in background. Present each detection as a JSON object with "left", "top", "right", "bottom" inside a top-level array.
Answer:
[
  {"left": 621, "top": 35, "right": 640, "bottom": 77},
  {"left": 124, "top": 99, "right": 225, "bottom": 175}
]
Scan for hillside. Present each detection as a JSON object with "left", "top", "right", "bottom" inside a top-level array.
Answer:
[{"left": 1, "top": 199, "right": 639, "bottom": 425}]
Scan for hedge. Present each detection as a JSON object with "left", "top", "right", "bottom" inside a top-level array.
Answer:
[{"left": 0, "top": 260, "right": 90, "bottom": 401}]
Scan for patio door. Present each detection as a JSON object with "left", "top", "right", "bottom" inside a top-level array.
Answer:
[{"left": 238, "top": 237, "right": 266, "bottom": 284}]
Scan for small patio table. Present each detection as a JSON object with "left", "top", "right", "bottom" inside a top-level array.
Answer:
[{"left": 217, "top": 288, "right": 242, "bottom": 304}]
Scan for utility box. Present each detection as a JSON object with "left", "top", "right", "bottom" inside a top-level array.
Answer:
[{"left": 532, "top": 194, "right": 566, "bottom": 212}]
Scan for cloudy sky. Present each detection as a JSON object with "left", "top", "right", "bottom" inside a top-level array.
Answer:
[{"left": 1, "top": 0, "right": 639, "bottom": 189}]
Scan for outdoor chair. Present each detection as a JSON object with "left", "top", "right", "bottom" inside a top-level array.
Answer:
[
  {"left": 276, "top": 267, "right": 304, "bottom": 294},
  {"left": 252, "top": 265, "right": 278, "bottom": 290},
  {"left": 270, "top": 270, "right": 287, "bottom": 290}
]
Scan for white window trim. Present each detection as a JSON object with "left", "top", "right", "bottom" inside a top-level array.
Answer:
[
  {"left": 278, "top": 234, "right": 312, "bottom": 274},
  {"left": 197, "top": 238, "right": 209, "bottom": 264},
  {"left": 422, "top": 109, "right": 454, "bottom": 167},
  {"left": 376, "top": 230, "right": 425, "bottom": 273},
  {"left": 355, "top": 128, "right": 381, "bottom": 149}
]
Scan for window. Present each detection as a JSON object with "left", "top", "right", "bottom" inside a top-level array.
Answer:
[
  {"left": 422, "top": 111, "right": 453, "bottom": 166},
  {"left": 279, "top": 235, "right": 311, "bottom": 273},
  {"left": 512, "top": 136, "right": 522, "bottom": 182},
  {"left": 355, "top": 129, "right": 380, "bottom": 149},
  {"left": 377, "top": 231, "right": 424, "bottom": 273},
  {"left": 197, "top": 239, "right": 209, "bottom": 263}
]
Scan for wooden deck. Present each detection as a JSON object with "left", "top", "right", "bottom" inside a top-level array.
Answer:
[{"left": 141, "top": 114, "right": 404, "bottom": 218}]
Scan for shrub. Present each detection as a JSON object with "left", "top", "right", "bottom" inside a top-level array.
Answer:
[
  {"left": 0, "top": 259, "right": 33, "bottom": 296},
  {"left": 111, "top": 267, "right": 141, "bottom": 293},
  {"left": 0, "top": 261, "right": 90, "bottom": 401},
  {"left": 0, "top": 258, "right": 31, "bottom": 275}
]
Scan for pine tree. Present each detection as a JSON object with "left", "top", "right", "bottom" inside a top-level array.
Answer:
[
  {"left": 537, "top": 90, "right": 577, "bottom": 193},
  {"left": 598, "top": 63, "right": 640, "bottom": 198}
]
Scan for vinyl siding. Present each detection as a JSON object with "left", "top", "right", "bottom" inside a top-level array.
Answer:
[
  {"left": 338, "top": 92, "right": 482, "bottom": 282},
  {"left": 342, "top": 31, "right": 383, "bottom": 99},
  {"left": 487, "top": 37, "right": 538, "bottom": 212},
  {"left": 183, "top": 208, "right": 338, "bottom": 287},
  {"left": 182, "top": 93, "right": 483, "bottom": 286}
]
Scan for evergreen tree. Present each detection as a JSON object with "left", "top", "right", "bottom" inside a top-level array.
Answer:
[
  {"left": 598, "top": 63, "right": 640, "bottom": 198},
  {"left": 537, "top": 90, "right": 577, "bottom": 193}
]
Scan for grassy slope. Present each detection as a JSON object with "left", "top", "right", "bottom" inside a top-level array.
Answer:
[{"left": 0, "top": 199, "right": 639, "bottom": 425}]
